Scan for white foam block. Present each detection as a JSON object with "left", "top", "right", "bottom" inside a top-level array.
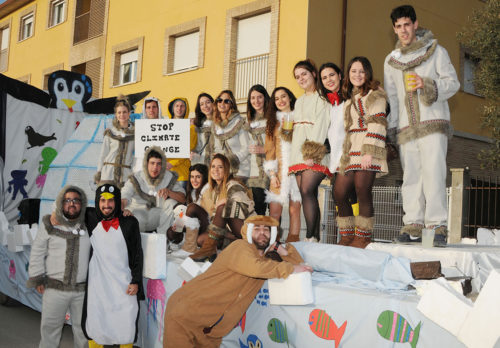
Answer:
[
  {"left": 417, "top": 278, "right": 472, "bottom": 336},
  {"left": 178, "top": 257, "right": 201, "bottom": 281},
  {"left": 268, "top": 271, "right": 314, "bottom": 305},
  {"left": 14, "top": 224, "right": 31, "bottom": 246},
  {"left": 477, "top": 228, "right": 500, "bottom": 245},
  {"left": 140, "top": 233, "right": 166, "bottom": 279},
  {"left": 200, "top": 261, "right": 212, "bottom": 274},
  {"left": 458, "top": 269, "right": 500, "bottom": 348},
  {"left": 7, "top": 232, "right": 23, "bottom": 252},
  {"left": 28, "top": 224, "right": 38, "bottom": 243}
]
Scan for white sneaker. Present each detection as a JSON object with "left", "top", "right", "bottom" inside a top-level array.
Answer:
[
  {"left": 170, "top": 248, "right": 194, "bottom": 258},
  {"left": 303, "top": 237, "right": 318, "bottom": 243},
  {"left": 169, "top": 242, "right": 181, "bottom": 251}
]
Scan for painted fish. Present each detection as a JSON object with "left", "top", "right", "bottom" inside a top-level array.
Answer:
[
  {"left": 239, "top": 334, "right": 262, "bottom": 348},
  {"left": 376, "top": 310, "right": 421, "bottom": 348},
  {"left": 308, "top": 309, "right": 347, "bottom": 348},
  {"left": 268, "top": 318, "right": 288, "bottom": 346}
]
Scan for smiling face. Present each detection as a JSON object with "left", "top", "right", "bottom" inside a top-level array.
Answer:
[
  {"left": 190, "top": 170, "right": 203, "bottom": 190},
  {"left": 173, "top": 100, "right": 186, "bottom": 118},
  {"left": 274, "top": 89, "right": 291, "bottom": 112},
  {"left": 99, "top": 196, "right": 115, "bottom": 219},
  {"left": 145, "top": 100, "right": 159, "bottom": 119},
  {"left": 217, "top": 92, "right": 232, "bottom": 118},
  {"left": 321, "top": 67, "right": 342, "bottom": 93},
  {"left": 393, "top": 17, "right": 418, "bottom": 47},
  {"left": 62, "top": 191, "right": 82, "bottom": 220},
  {"left": 116, "top": 105, "right": 130, "bottom": 126},
  {"left": 147, "top": 157, "right": 162, "bottom": 179},
  {"left": 251, "top": 224, "right": 271, "bottom": 250},
  {"left": 199, "top": 96, "right": 213, "bottom": 118},
  {"left": 294, "top": 67, "right": 316, "bottom": 93},
  {"left": 210, "top": 158, "right": 225, "bottom": 184},
  {"left": 349, "top": 61, "right": 366, "bottom": 88},
  {"left": 250, "top": 90, "right": 265, "bottom": 114}
]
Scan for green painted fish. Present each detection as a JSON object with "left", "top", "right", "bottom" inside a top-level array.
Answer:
[
  {"left": 377, "top": 310, "right": 421, "bottom": 348},
  {"left": 268, "top": 318, "right": 288, "bottom": 347}
]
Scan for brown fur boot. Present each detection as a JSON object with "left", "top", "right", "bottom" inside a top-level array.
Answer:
[
  {"left": 182, "top": 227, "right": 198, "bottom": 253},
  {"left": 285, "top": 233, "right": 300, "bottom": 243},
  {"left": 190, "top": 225, "right": 226, "bottom": 262},
  {"left": 336, "top": 216, "right": 355, "bottom": 246},
  {"left": 350, "top": 216, "right": 374, "bottom": 249}
]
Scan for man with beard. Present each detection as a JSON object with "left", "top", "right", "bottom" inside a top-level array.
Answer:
[
  {"left": 82, "top": 184, "right": 144, "bottom": 348},
  {"left": 27, "top": 185, "right": 90, "bottom": 348},
  {"left": 163, "top": 215, "right": 312, "bottom": 348}
]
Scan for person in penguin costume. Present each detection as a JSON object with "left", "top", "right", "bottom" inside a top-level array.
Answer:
[
  {"left": 82, "top": 183, "right": 144, "bottom": 348},
  {"left": 163, "top": 215, "right": 312, "bottom": 348}
]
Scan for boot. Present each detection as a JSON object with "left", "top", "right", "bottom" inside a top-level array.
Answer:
[
  {"left": 285, "top": 233, "right": 300, "bottom": 243},
  {"left": 336, "top": 216, "right": 355, "bottom": 246},
  {"left": 171, "top": 227, "right": 199, "bottom": 258},
  {"left": 394, "top": 224, "right": 423, "bottom": 244},
  {"left": 350, "top": 216, "right": 374, "bottom": 249},
  {"left": 190, "top": 225, "right": 226, "bottom": 262}
]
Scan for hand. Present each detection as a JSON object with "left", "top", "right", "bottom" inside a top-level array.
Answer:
[
  {"left": 408, "top": 73, "right": 424, "bottom": 91},
  {"left": 158, "top": 188, "right": 169, "bottom": 199},
  {"left": 270, "top": 175, "right": 280, "bottom": 189},
  {"left": 254, "top": 145, "right": 265, "bottom": 154},
  {"left": 123, "top": 209, "right": 133, "bottom": 217},
  {"left": 36, "top": 284, "right": 45, "bottom": 294},
  {"left": 121, "top": 199, "right": 128, "bottom": 209},
  {"left": 126, "top": 284, "right": 138, "bottom": 296},
  {"left": 293, "top": 264, "right": 313, "bottom": 273},
  {"left": 360, "top": 154, "right": 372, "bottom": 170},
  {"left": 216, "top": 198, "right": 226, "bottom": 208},
  {"left": 50, "top": 212, "right": 59, "bottom": 226},
  {"left": 190, "top": 152, "right": 195, "bottom": 161},
  {"left": 271, "top": 242, "right": 288, "bottom": 256},
  {"left": 166, "top": 162, "right": 173, "bottom": 170},
  {"left": 304, "top": 159, "right": 314, "bottom": 167}
]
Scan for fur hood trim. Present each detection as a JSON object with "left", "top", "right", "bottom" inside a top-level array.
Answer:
[
  {"left": 142, "top": 97, "right": 163, "bottom": 119},
  {"left": 142, "top": 146, "right": 167, "bottom": 186},
  {"left": 111, "top": 118, "right": 135, "bottom": 135},
  {"left": 215, "top": 111, "right": 240, "bottom": 128},
  {"left": 396, "top": 28, "right": 434, "bottom": 54},
  {"left": 241, "top": 215, "right": 279, "bottom": 247},
  {"left": 54, "top": 185, "right": 87, "bottom": 228}
]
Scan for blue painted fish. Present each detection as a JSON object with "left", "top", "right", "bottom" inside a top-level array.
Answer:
[
  {"left": 239, "top": 334, "right": 262, "bottom": 348},
  {"left": 376, "top": 310, "right": 421, "bottom": 348},
  {"left": 268, "top": 318, "right": 288, "bottom": 347}
]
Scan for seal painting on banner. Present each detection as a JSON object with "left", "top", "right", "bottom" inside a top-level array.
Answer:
[{"left": 0, "top": 71, "right": 149, "bottom": 224}]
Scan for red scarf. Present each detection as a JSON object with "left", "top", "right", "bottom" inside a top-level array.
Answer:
[
  {"left": 101, "top": 218, "right": 119, "bottom": 232},
  {"left": 327, "top": 92, "right": 340, "bottom": 106}
]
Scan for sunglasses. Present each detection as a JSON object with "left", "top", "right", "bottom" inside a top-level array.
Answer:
[{"left": 216, "top": 98, "right": 232, "bottom": 104}]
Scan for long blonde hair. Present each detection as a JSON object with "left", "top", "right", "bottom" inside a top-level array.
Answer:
[{"left": 208, "top": 153, "right": 231, "bottom": 199}]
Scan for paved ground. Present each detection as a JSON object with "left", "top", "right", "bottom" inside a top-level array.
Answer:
[{"left": 0, "top": 297, "right": 73, "bottom": 348}]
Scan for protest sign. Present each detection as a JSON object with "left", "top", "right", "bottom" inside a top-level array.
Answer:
[{"left": 135, "top": 119, "right": 190, "bottom": 158}]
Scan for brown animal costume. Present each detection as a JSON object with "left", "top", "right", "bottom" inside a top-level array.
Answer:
[{"left": 164, "top": 215, "right": 304, "bottom": 348}]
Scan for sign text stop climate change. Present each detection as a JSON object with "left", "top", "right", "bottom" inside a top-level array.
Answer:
[{"left": 135, "top": 119, "right": 190, "bottom": 158}]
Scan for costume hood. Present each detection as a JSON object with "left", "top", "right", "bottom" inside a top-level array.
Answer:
[
  {"left": 241, "top": 215, "right": 279, "bottom": 251},
  {"left": 142, "top": 145, "right": 167, "bottom": 186},
  {"left": 395, "top": 28, "right": 435, "bottom": 54},
  {"left": 54, "top": 185, "right": 87, "bottom": 228},
  {"left": 167, "top": 97, "right": 190, "bottom": 119},
  {"left": 142, "top": 96, "right": 163, "bottom": 119},
  {"left": 95, "top": 183, "right": 122, "bottom": 221}
]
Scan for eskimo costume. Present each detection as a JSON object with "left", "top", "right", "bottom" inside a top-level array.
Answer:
[
  {"left": 164, "top": 215, "right": 304, "bottom": 348},
  {"left": 121, "top": 146, "right": 185, "bottom": 234},
  {"left": 192, "top": 118, "right": 214, "bottom": 166},
  {"left": 264, "top": 110, "right": 301, "bottom": 205},
  {"left": 141, "top": 96, "right": 163, "bottom": 119},
  {"left": 245, "top": 112, "right": 269, "bottom": 215},
  {"left": 384, "top": 28, "right": 459, "bottom": 239},
  {"left": 213, "top": 112, "right": 251, "bottom": 180},
  {"left": 327, "top": 98, "right": 346, "bottom": 173},
  {"left": 166, "top": 97, "right": 198, "bottom": 183},
  {"left": 27, "top": 185, "right": 90, "bottom": 348},
  {"left": 288, "top": 91, "right": 331, "bottom": 176},
  {"left": 95, "top": 118, "right": 135, "bottom": 188},
  {"left": 82, "top": 184, "right": 144, "bottom": 347}
]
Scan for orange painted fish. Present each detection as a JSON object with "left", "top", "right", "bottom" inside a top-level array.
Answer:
[{"left": 308, "top": 309, "right": 347, "bottom": 348}]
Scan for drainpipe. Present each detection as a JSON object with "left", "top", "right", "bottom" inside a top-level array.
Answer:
[{"left": 341, "top": 0, "right": 347, "bottom": 69}]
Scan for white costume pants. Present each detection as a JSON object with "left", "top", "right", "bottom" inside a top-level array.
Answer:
[
  {"left": 39, "top": 288, "right": 87, "bottom": 348},
  {"left": 130, "top": 207, "right": 175, "bottom": 234},
  {"left": 400, "top": 132, "right": 448, "bottom": 227}
]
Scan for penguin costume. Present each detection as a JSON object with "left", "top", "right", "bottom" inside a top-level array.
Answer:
[{"left": 82, "top": 183, "right": 144, "bottom": 347}]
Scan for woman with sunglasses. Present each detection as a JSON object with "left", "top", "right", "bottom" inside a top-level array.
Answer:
[
  {"left": 213, "top": 90, "right": 251, "bottom": 182},
  {"left": 245, "top": 84, "right": 270, "bottom": 215},
  {"left": 191, "top": 93, "right": 215, "bottom": 166},
  {"left": 335, "top": 56, "right": 388, "bottom": 248},
  {"left": 289, "top": 59, "right": 332, "bottom": 242},
  {"left": 264, "top": 86, "right": 302, "bottom": 242}
]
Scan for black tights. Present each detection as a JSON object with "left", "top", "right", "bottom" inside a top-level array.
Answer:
[
  {"left": 296, "top": 170, "right": 325, "bottom": 239},
  {"left": 251, "top": 187, "right": 267, "bottom": 215},
  {"left": 334, "top": 170, "right": 376, "bottom": 218}
]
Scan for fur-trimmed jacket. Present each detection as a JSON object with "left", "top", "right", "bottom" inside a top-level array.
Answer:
[
  {"left": 384, "top": 28, "right": 459, "bottom": 145},
  {"left": 245, "top": 113, "right": 269, "bottom": 189},
  {"left": 213, "top": 112, "right": 251, "bottom": 179},
  {"left": 96, "top": 119, "right": 135, "bottom": 188},
  {"left": 192, "top": 119, "right": 214, "bottom": 166}
]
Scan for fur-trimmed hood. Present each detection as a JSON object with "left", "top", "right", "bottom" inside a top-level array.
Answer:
[
  {"left": 240, "top": 215, "right": 279, "bottom": 248},
  {"left": 54, "top": 185, "right": 87, "bottom": 228},
  {"left": 142, "top": 97, "right": 163, "bottom": 119},
  {"left": 167, "top": 97, "right": 190, "bottom": 119},
  {"left": 395, "top": 28, "right": 435, "bottom": 55},
  {"left": 142, "top": 145, "right": 167, "bottom": 186},
  {"left": 111, "top": 117, "right": 134, "bottom": 135},
  {"left": 215, "top": 111, "right": 241, "bottom": 128}
]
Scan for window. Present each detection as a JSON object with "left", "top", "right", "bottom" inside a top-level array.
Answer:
[
  {"left": 163, "top": 17, "right": 206, "bottom": 75},
  {"left": 73, "top": 0, "right": 106, "bottom": 44},
  {"left": 462, "top": 50, "right": 481, "bottom": 96},
  {"left": 119, "top": 50, "right": 138, "bottom": 85},
  {"left": 110, "top": 37, "right": 143, "bottom": 87},
  {"left": 49, "top": 0, "right": 66, "bottom": 28},
  {"left": 42, "top": 63, "right": 64, "bottom": 90},
  {"left": 0, "top": 24, "right": 10, "bottom": 72},
  {"left": 71, "top": 57, "right": 102, "bottom": 98},
  {"left": 20, "top": 13, "right": 34, "bottom": 41},
  {"left": 223, "top": 0, "right": 279, "bottom": 102}
]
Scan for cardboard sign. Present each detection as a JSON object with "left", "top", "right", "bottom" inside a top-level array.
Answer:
[{"left": 135, "top": 119, "right": 190, "bottom": 158}]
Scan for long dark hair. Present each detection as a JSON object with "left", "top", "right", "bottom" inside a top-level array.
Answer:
[
  {"left": 194, "top": 93, "right": 214, "bottom": 128},
  {"left": 318, "top": 62, "right": 344, "bottom": 104},
  {"left": 214, "top": 90, "right": 239, "bottom": 124},
  {"left": 246, "top": 84, "right": 270, "bottom": 122},
  {"left": 186, "top": 164, "right": 208, "bottom": 204},
  {"left": 342, "top": 56, "right": 380, "bottom": 99},
  {"left": 265, "top": 87, "right": 296, "bottom": 137},
  {"left": 293, "top": 58, "right": 319, "bottom": 90}
]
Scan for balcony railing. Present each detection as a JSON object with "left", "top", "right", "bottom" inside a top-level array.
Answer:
[{"left": 233, "top": 53, "right": 269, "bottom": 101}]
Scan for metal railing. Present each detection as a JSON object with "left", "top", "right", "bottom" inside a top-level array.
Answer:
[
  {"left": 233, "top": 53, "right": 269, "bottom": 101},
  {"left": 463, "top": 175, "right": 500, "bottom": 237}
]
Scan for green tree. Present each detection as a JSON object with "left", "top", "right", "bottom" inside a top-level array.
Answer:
[{"left": 457, "top": 0, "right": 500, "bottom": 169}]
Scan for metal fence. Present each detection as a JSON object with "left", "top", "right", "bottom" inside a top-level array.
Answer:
[
  {"left": 463, "top": 175, "right": 500, "bottom": 237},
  {"left": 233, "top": 53, "right": 269, "bottom": 101}
]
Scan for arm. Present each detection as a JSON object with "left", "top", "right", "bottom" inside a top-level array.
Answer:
[
  {"left": 126, "top": 217, "right": 143, "bottom": 286},
  {"left": 95, "top": 135, "right": 110, "bottom": 182},
  {"left": 120, "top": 177, "right": 134, "bottom": 207},
  {"left": 384, "top": 57, "right": 400, "bottom": 133},
  {"left": 361, "top": 91, "right": 388, "bottom": 162},
  {"left": 233, "top": 128, "right": 251, "bottom": 163},
  {"left": 26, "top": 222, "right": 49, "bottom": 290}
]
